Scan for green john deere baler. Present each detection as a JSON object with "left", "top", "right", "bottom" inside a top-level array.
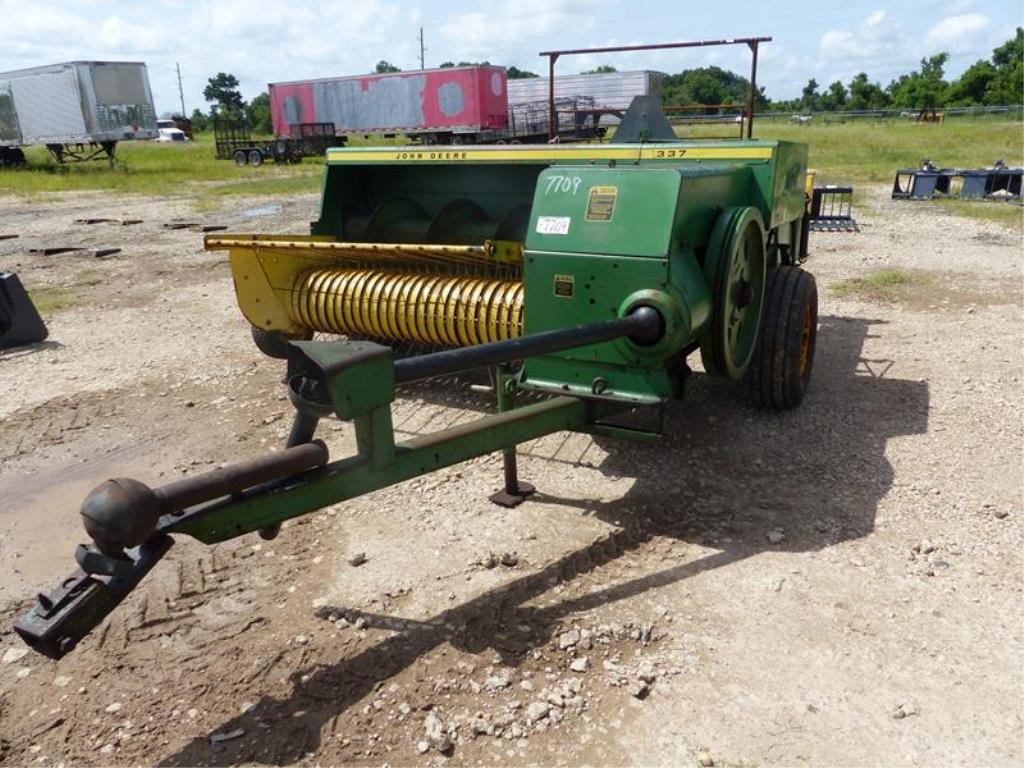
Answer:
[{"left": 15, "top": 125, "right": 818, "bottom": 660}]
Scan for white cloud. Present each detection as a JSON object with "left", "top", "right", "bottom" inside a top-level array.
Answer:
[
  {"left": 924, "top": 13, "right": 991, "bottom": 53},
  {"left": 813, "top": 7, "right": 1000, "bottom": 90},
  {"left": 0, "top": 0, "right": 420, "bottom": 112},
  {"left": 944, "top": 0, "right": 975, "bottom": 14},
  {"left": 865, "top": 9, "right": 887, "bottom": 26},
  {"left": 437, "top": 0, "right": 609, "bottom": 68},
  {"left": 819, "top": 10, "right": 908, "bottom": 64}
]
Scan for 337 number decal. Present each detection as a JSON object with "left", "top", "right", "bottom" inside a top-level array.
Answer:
[{"left": 648, "top": 148, "right": 688, "bottom": 158}]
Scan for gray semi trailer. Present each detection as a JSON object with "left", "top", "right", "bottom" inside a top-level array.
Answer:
[{"left": 0, "top": 61, "right": 158, "bottom": 166}]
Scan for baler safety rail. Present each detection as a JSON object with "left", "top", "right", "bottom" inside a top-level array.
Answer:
[{"left": 892, "top": 160, "right": 1023, "bottom": 201}]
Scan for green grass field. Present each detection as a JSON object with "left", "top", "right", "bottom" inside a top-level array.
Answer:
[
  {"left": 0, "top": 120, "right": 1020, "bottom": 231},
  {"left": 0, "top": 135, "right": 324, "bottom": 199},
  {"left": 744, "top": 119, "right": 1024, "bottom": 186}
]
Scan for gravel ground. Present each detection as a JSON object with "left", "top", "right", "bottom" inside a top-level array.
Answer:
[{"left": 0, "top": 187, "right": 1020, "bottom": 766}]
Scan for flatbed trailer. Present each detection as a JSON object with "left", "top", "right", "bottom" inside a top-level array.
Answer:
[{"left": 213, "top": 119, "right": 343, "bottom": 166}]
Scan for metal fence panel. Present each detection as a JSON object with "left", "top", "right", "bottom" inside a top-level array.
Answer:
[{"left": 507, "top": 70, "right": 662, "bottom": 124}]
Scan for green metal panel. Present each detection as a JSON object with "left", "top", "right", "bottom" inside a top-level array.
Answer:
[
  {"left": 769, "top": 140, "right": 810, "bottom": 228},
  {"left": 526, "top": 166, "right": 683, "bottom": 257},
  {"left": 519, "top": 165, "right": 762, "bottom": 404},
  {"left": 289, "top": 340, "right": 395, "bottom": 420}
]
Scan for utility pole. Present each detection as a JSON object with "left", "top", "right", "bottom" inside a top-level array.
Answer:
[
  {"left": 175, "top": 62, "right": 186, "bottom": 117},
  {"left": 417, "top": 27, "right": 426, "bottom": 69}
]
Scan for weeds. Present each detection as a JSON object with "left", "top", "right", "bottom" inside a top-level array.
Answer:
[
  {"left": 28, "top": 286, "right": 79, "bottom": 315},
  {"left": 832, "top": 269, "right": 915, "bottom": 301}
]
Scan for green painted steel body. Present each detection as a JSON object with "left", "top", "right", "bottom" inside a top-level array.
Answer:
[{"left": 312, "top": 141, "right": 808, "bottom": 404}]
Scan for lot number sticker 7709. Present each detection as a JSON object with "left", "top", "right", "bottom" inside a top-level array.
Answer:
[{"left": 536, "top": 216, "right": 571, "bottom": 235}]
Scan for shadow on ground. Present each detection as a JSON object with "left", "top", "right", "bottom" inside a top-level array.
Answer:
[{"left": 159, "top": 315, "right": 928, "bottom": 766}]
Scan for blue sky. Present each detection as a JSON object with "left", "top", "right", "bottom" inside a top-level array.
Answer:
[{"left": 2, "top": 0, "right": 1020, "bottom": 114}]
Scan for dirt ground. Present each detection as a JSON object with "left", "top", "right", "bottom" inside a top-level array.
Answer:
[{"left": 0, "top": 188, "right": 1021, "bottom": 767}]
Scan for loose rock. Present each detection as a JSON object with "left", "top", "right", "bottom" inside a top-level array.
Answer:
[
  {"left": 2, "top": 647, "right": 28, "bottom": 665},
  {"left": 525, "top": 701, "right": 551, "bottom": 723},
  {"left": 558, "top": 630, "right": 581, "bottom": 650},
  {"left": 500, "top": 551, "right": 519, "bottom": 567},
  {"left": 628, "top": 679, "right": 650, "bottom": 699},
  {"left": 484, "top": 671, "right": 512, "bottom": 691},
  {"left": 424, "top": 710, "right": 452, "bottom": 753},
  {"left": 479, "top": 552, "right": 498, "bottom": 569},
  {"left": 348, "top": 552, "right": 367, "bottom": 567}
]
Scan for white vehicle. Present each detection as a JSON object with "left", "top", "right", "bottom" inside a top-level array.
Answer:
[{"left": 155, "top": 118, "right": 188, "bottom": 142}]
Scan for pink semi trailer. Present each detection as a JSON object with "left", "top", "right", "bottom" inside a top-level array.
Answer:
[{"left": 269, "top": 65, "right": 511, "bottom": 145}]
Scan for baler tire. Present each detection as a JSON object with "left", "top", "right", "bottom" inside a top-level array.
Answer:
[
  {"left": 251, "top": 326, "right": 312, "bottom": 359},
  {"left": 747, "top": 266, "right": 818, "bottom": 410}
]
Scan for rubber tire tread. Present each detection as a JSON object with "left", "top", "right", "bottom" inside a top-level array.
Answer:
[{"left": 747, "top": 266, "right": 817, "bottom": 410}]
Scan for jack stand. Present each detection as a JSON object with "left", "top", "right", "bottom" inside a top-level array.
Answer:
[
  {"left": 489, "top": 364, "right": 535, "bottom": 508},
  {"left": 490, "top": 446, "right": 536, "bottom": 508}
]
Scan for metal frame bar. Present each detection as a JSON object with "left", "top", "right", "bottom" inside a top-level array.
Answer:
[{"left": 539, "top": 36, "right": 771, "bottom": 140}]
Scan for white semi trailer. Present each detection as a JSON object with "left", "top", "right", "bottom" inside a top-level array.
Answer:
[{"left": 0, "top": 61, "right": 158, "bottom": 166}]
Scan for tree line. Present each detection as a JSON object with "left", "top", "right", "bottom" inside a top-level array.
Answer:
[
  {"left": 782, "top": 28, "right": 1021, "bottom": 113},
  {"left": 183, "top": 28, "right": 1021, "bottom": 132}
]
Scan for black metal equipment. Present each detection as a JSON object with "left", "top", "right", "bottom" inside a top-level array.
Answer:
[
  {"left": 0, "top": 271, "right": 48, "bottom": 350},
  {"left": 809, "top": 186, "right": 858, "bottom": 232},
  {"left": 893, "top": 159, "right": 1023, "bottom": 201}
]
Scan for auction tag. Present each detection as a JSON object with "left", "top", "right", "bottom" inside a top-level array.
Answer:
[{"left": 536, "top": 216, "right": 571, "bottom": 235}]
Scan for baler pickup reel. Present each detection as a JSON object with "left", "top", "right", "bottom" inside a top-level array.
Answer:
[{"left": 15, "top": 99, "right": 821, "bottom": 661}]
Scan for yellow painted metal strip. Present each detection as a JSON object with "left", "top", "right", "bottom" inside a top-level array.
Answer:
[{"left": 326, "top": 144, "right": 774, "bottom": 164}]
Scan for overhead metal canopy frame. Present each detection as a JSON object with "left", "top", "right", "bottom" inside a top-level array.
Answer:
[{"left": 539, "top": 36, "right": 772, "bottom": 140}]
